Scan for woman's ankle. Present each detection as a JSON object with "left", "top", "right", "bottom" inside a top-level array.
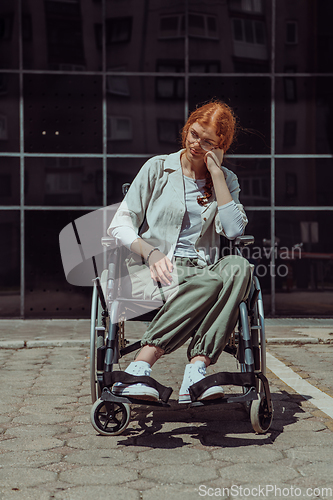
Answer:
[
  {"left": 135, "top": 344, "right": 165, "bottom": 367},
  {"left": 190, "top": 355, "right": 211, "bottom": 367}
]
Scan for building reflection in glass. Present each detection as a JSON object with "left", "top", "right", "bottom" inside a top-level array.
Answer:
[{"left": 0, "top": 0, "right": 332, "bottom": 317}]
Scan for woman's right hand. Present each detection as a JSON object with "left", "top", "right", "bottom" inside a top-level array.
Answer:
[{"left": 148, "top": 250, "right": 173, "bottom": 286}]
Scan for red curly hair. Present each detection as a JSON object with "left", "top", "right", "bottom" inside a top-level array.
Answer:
[{"left": 181, "top": 100, "right": 237, "bottom": 206}]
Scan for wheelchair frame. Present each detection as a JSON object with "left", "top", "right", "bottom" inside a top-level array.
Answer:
[{"left": 89, "top": 234, "right": 273, "bottom": 436}]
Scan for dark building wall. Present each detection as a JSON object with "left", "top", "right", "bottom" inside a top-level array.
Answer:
[{"left": 0, "top": 0, "right": 333, "bottom": 318}]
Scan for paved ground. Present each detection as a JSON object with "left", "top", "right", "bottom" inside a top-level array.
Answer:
[{"left": 1, "top": 319, "right": 333, "bottom": 500}]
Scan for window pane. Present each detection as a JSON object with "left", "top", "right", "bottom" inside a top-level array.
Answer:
[
  {"left": 23, "top": 0, "right": 102, "bottom": 71},
  {"left": 25, "top": 210, "right": 92, "bottom": 318},
  {"left": 189, "top": 77, "right": 271, "bottom": 154},
  {"left": 276, "top": 159, "right": 333, "bottom": 207},
  {"left": 107, "top": 76, "right": 185, "bottom": 154},
  {"left": 244, "top": 19, "right": 254, "bottom": 43},
  {"left": 224, "top": 157, "right": 271, "bottom": 206},
  {"left": 0, "top": 74, "right": 19, "bottom": 152},
  {"left": 0, "top": 211, "right": 20, "bottom": 317},
  {"left": 107, "top": 157, "right": 152, "bottom": 205},
  {"left": 0, "top": 158, "right": 20, "bottom": 205},
  {"left": 25, "top": 157, "right": 103, "bottom": 207},
  {"left": 233, "top": 19, "right": 243, "bottom": 41},
  {"left": 276, "top": 77, "right": 333, "bottom": 154},
  {"left": 0, "top": 3, "right": 18, "bottom": 69},
  {"left": 275, "top": 211, "right": 333, "bottom": 316},
  {"left": 238, "top": 210, "right": 271, "bottom": 314},
  {"left": 254, "top": 21, "right": 265, "bottom": 44},
  {"left": 24, "top": 74, "right": 102, "bottom": 154},
  {"left": 106, "top": 0, "right": 185, "bottom": 72},
  {"left": 189, "top": 0, "right": 270, "bottom": 72},
  {"left": 276, "top": 0, "right": 333, "bottom": 73}
]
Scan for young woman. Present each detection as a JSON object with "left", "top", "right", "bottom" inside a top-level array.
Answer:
[{"left": 108, "top": 100, "right": 251, "bottom": 403}]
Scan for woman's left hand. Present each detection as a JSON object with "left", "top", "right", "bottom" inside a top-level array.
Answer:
[{"left": 204, "top": 149, "right": 224, "bottom": 174}]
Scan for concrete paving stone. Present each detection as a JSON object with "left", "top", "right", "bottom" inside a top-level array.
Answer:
[
  {"left": 125, "top": 479, "right": 161, "bottom": 491},
  {"left": 138, "top": 447, "right": 211, "bottom": 465},
  {"left": 41, "top": 463, "right": 79, "bottom": 473},
  {"left": 141, "top": 464, "right": 219, "bottom": 485},
  {"left": 201, "top": 431, "right": 271, "bottom": 447},
  {"left": 75, "top": 404, "right": 91, "bottom": 413},
  {"left": 34, "top": 377, "right": 81, "bottom": 386},
  {"left": 122, "top": 460, "right": 157, "bottom": 471},
  {"left": 63, "top": 448, "right": 137, "bottom": 466},
  {"left": 0, "top": 379, "right": 38, "bottom": 388},
  {"left": 53, "top": 485, "right": 140, "bottom": 500},
  {"left": 72, "top": 414, "right": 90, "bottom": 424},
  {"left": 0, "top": 436, "right": 64, "bottom": 452},
  {"left": 285, "top": 445, "right": 333, "bottom": 462},
  {"left": 0, "top": 449, "right": 63, "bottom": 468},
  {"left": 273, "top": 430, "right": 333, "bottom": 449},
  {"left": 289, "top": 474, "right": 333, "bottom": 491},
  {"left": 18, "top": 405, "right": 77, "bottom": 417},
  {"left": 5, "top": 424, "right": 67, "bottom": 438},
  {"left": 199, "top": 419, "right": 254, "bottom": 435},
  {"left": 77, "top": 396, "right": 91, "bottom": 404},
  {"left": 134, "top": 430, "right": 201, "bottom": 449},
  {"left": 65, "top": 424, "right": 93, "bottom": 436},
  {"left": 5, "top": 357, "right": 46, "bottom": 364},
  {"left": 296, "top": 462, "right": 333, "bottom": 482},
  {"left": 22, "top": 396, "right": 75, "bottom": 406},
  {"left": 66, "top": 434, "right": 135, "bottom": 450},
  {"left": 227, "top": 483, "right": 318, "bottom": 500},
  {"left": 11, "top": 413, "right": 72, "bottom": 425},
  {"left": 143, "top": 484, "right": 206, "bottom": 500},
  {"left": 275, "top": 418, "right": 328, "bottom": 432},
  {"left": 0, "top": 404, "right": 21, "bottom": 415},
  {"left": 0, "top": 468, "right": 57, "bottom": 488},
  {"left": 59, "top": 465, "right": 138, "bottom": 486},
  {"left": 217, "top": 462, "right": 300, "bottom": 485},
  {"left": 0, "top": 488, "right": 52, "bottom": 500},
  {"left": 28, "top": 387, "right": 75, "bottom": 396},
  {"left": 212, "top": 444, "right": 284, "bottom": 463},
  {"left": 0, "top": 415, "right": 12, "bottom": 424}
]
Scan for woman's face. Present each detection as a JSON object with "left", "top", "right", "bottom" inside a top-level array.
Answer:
[{"left": 185, "top": 121, "right": 220, "bottom": 162}]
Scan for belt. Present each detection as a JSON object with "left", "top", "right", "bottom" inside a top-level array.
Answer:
[{"left": 174, "top": 256, "right": 201, "bottom": 267}]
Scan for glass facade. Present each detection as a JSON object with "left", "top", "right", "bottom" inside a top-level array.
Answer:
[{"left": 0, "top": 0, "right": 332, "bottom": 318}]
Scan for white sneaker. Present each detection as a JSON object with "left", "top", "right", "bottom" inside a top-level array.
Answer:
[
  {"left": 112, "top": 361, "right": 159, "bottom": 401},
  {"left": 178, "top": 360, "right": 224, "bottom": 404}
]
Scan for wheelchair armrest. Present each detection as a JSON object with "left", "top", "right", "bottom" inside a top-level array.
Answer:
[
  {"left": 101, "top": 235, "right": 115, "bottom": 247},
  {"left": 233, "top": 235, "right": 255, "bottom": 247}
]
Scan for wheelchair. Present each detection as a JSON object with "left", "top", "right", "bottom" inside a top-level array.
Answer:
[{"left": 89, "top": 232, "right": 273, "bottom": 437}]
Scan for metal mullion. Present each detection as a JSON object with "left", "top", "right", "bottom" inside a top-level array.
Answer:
[
  {"left": 102, "top": 0, "right": 107, "bottom": 209},
  {"left": 18, "top": 0, "right": 25, "bottom": 318},
  {"left": 270, "top": 0, "right": 276, "bottom": 316},
  {"left": 21, "top": 206, "right": 101, "bottom": 211},
  {"left": 2, "top": 69, "right": 333, "bottom": 78},
  {"left": 3, "top": 205, "right": 332, "bottom": 212},
  {"left": 184, "top": 0, "right": 189, "bottom": 121},
  {"left": 3, "top": 152, "right": 333, "bottom": 159},
  {"left": 102, "top": 0, "right": 108, "bottom": 271}
]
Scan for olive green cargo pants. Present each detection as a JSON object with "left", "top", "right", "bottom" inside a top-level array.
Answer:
[{"left": 126, "top": 254, "right": 252, "bottom": 365}]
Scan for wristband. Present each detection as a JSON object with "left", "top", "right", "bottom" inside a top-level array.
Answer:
[{"left": 146, "top": 247, "right": 159, "bottom": 265}]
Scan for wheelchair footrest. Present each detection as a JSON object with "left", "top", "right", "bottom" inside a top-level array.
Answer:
[
  {"left": 100, "top": 387, "right": 171, "bottom": 407},
  {"left": 103, "top": 371, "right": 173, "bottom": 403},
  {"left": 190, "top": 387, "right": 258, "bottom": 407},
  {"left": 189, "top": 371, "right": 257, "bottom": 402}
]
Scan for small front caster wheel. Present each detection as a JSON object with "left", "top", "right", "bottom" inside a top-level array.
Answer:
[
  {"left": 90, "top": 399, "right": 131, "bottom": 436},
  {"left": 250, "top": 396, "right": 273, "bottom": 434}
]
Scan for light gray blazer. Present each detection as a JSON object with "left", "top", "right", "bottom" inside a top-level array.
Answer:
[{"left": 108, "top": 150, "right": 248, "bottom": 266}]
